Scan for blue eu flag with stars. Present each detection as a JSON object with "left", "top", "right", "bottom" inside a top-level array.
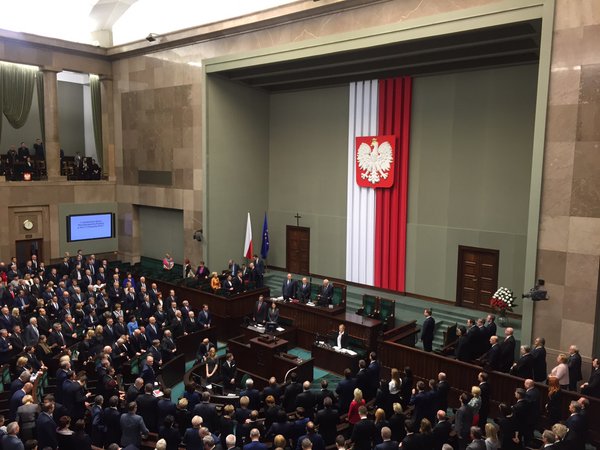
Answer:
[{"left": 261, "top": 212, "right": 270, "bottom": 259}]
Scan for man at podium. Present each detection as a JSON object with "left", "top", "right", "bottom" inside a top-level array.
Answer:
[
  {"left": 336, "top": 324, "right": 349, "bottom": 349},
  {"left": 282, "top": 273, "right": 296, "bottom": 301},
  {"left": 317, "top": 279, "right": 334, "bottom": 306},
  {"left": 253, "top": 295, "right": 269, "bottom": 324}
]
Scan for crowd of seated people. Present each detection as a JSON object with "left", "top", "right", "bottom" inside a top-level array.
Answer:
[{"left": 0, "top": 250, "right": 598, "bottom": 450}]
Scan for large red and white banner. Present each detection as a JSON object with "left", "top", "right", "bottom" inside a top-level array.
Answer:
[{"left": 346, "top": 77, "right": 412, "bottom": 292}]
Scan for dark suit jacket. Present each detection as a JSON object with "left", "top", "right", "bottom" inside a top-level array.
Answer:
[
  {"left": 315, "top": 407, "right": 339, "bottom": 445},
  {"left": 421, "top": 316, "right": 435, "bottom": 343},
  {"left": 253, "top": 301, "right": 268, "bottom": 324},
  {"left": 500, "top": 336, "right": 516, "bottom": 372},
  {"left": 466, "top": 439, "right": 486, "bottom": 450},
  {"left": 350, "top": 418, "right": 376, "bottom": 450},
  {"left": 36, "top": 411, "right": 58, "bottom": 449},
  {"left": 283, "top": 382, "right": 303, "bottom": 412},
  {"left": 531, "top": 346, "right": 548, "bottom": 382},
  {"left": 317, "top": 284, "right": 334, "bottom": 305},
  {"left": 432, "top": 419, "right": 452, "bottom": 450},
  {"left": 120, "top": 412, "right": 149, "bottom": 447},
  {"left": 136, "top": 393, "right": 159, "bottom": 431},
  {"left": 23, "top": 324, "right": 40, "bottom": 346},
  {"left": 511, "top": 352, "right": 535, "bottom": 379},
  {"left": 374, "top": 440, "right": 398, "bottom": 450},
  {"left": 582, "top": 367, "right": 600, "bottom": 397},
  {"left": 2, "top": 434, "right": 24, "bottom": 450},
  {"left": 297, "top": 282, "right": 311, "bottom": 302},
  {"left": 455, "top": 335, "right": 470, "bottom": 362},
  {"left": 295, "top": 390, "right": 316, "bottom": 417},
  {"left": 282, "top": 279, "right": 297, "bottom": 299},
  {"left": 335, "top": 377, "right": 356, "bottom": 414},
  {"left": 454, "top": 404, "right": 473, "bottom": 439},
  {"left": 193, "top": 402, "right": 218, "bottom": 432},
  {"left": 243, "top": 441, "right": 268, "bottom": 450},
  {"left": 568, "top": 352, "right": 583, "bottom": 383}
]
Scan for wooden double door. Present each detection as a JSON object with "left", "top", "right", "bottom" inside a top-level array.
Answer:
[
  {"left": 286, "top": 226, "right": 310, "bottom": 274},
  {"left": 456, "top": 245, "right": 499, "bottom": 310}
]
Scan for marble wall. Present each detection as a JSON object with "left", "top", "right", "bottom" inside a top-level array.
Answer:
[{"left": 533, "top": 0, "right": 600, "bottom": 358}]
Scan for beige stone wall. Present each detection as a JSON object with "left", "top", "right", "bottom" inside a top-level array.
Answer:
[{"left": 534, "top": 0, "right": 600, "bottom": 359}]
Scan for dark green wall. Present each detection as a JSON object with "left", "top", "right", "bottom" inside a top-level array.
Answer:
[
  {"left": 206, "top": 76, "right": 270, "bottom": 267},
  {"left": 406, "top": 64, "right": 538, "bottom": 306},
  {"left": 268, "top": 86, "right": 349, "bottom": 277},
  {"left": 139, "top": 206, "right": 184, "bottom": 262}
]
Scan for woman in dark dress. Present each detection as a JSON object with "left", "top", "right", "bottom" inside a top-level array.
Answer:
[
  {"left": 545, "top": 376, "right": 563, "bottom": 425},
  {"left": 389, "top": 402, "right": 407, "bottom": 443},
  {"left": 219, "top": 405, "right": 237, "bottom": 447},
  {"left": 205, "top": 347, "right": 219, "bottom": 385},
  {"left": 56, "top": 416, "right": 76, "bottom": 450}
]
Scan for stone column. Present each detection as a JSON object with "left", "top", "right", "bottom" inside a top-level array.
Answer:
[
  {"left": 100, "top": 75, "right": 116, "bottom": 181},
  {"left": 41, "top": 68, "right": 64, "bottom": 180}
]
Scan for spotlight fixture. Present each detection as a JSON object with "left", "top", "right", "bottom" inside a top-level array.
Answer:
[{"left": 146, "top": 33, "right": 159, "bottom": 42}]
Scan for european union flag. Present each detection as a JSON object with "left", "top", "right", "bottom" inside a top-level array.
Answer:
[{"left": 261, "top": 212, "right": 270, "bottom": 259}]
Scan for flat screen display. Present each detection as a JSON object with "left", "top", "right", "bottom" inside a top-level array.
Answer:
[{"left": 67, "top": 213, "right": 115, "bottom": 242}]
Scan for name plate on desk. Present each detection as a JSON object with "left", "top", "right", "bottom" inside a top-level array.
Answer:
[{"left": 257, "top": 334, "right": 278, "bottom": 344}]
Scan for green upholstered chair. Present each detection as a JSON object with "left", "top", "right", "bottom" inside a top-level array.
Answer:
[
  {"left": 378, "top": 298, "right": 395, "bottom": 329},
  {"left": 357, "top": 294, "right": 378, "bottom": 317}
]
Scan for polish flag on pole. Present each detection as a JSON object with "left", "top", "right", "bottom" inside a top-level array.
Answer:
[{"left": 243, "top": 212, "right": 253, "bottom": 259}]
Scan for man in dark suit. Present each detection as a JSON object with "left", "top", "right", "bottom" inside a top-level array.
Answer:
[
  {"left": 531, "top": 337, "right": 548, "bottom": 382},
  {"left": 564, "top": 401, "right": 586, "bottom": 450},
  {"left": 241, "top": 378, "right": 261, "bottom": 411},
  {"left": 316, "top": 279, "right": 333, "bottom": 306},
  {"left": 500, "top": 328, "right": 516, "bottom": 373},
  {"left": 102, "top": 395, "right": 123, "bottom": 446},
  {"left": 221, "top": 353, "right": 237, "bottom": 391},
  {"left": 198, "top": 304, "right": 212, "bottom": 328},
  {"left": 136, "top": 383, "right": 159, "bottom": 432},
  {"left": 477, "top": 372, "right": 491, "bottom": 428},
  {"left": 466, "top": 427, "right": 486, "bottom": 450},
  {"left": 194, "top": 391, "right": 219, "bottom": 432},
  {"left": 453, "top": 393, "right": 473, "bottom": 450},
  {"left": 296, "top": 381, "right": 317, "bottom": 418},
  {"left": 350, "top": 406, "right": 376, "bottom": 450},
  {"left": 335, "top": 368, "right": 356, "bottom": 414},
  {"left": 282, "top": 273, "right": 297, "bottom": 300},
  {"left": 314, "top": 397, "right": 339, "bottom": 445},
  {"left": 367, "top": 352, "right": 381, "bottom": 400},
  {"left": 23, "top": 317, "right": 40, "bottom": 346},
  {"left": 243, "top": 428, "right": 268, "bottom": 450},
  {"left": 568, "top": 345, "right": 583, "bottom": 391},
  {"left": 37, "top": 401, "right": 58, "bottom": 450},
  {"left": 436, "top": 372, "right": 450, "bottom": 413},
  {"left": 432, "top": 410, "right": 452, "bottom": 450},
  {"left": 9, "top": 382, "right": 32, "bottom": 420},
  {"left": 375, "top": 426, "right": 397, "bottom": 450},
  {"left": 316, "top": 379, "right": 336, "bottom": 410},
  {"left": 420, "top": 308, "right": 435, "bottom": 352},
  {"left": 409, "top": 381, "right": 435, "bottom": 427},
  {"left": 253, "top": 295, "right": 268, "bottom": 324},
  {"left": 510, "top": 345, "right": 535, "bottom": 379},
  {"left": 62, "top": 372, "right": 89, "bottom": 420},
  {"left": 120, "top": 401, "right": 149, "bottom": 448},
  {"left": 297, "top": 278, "right": 311, "bottom": 303},
  {"left": 2, "top": 422, "right": 24, "bottom": 450},
  {"left": 454, "top": 326, "right": 470, "bottom": 362},
  {"left": 480, "top": 335, "right": 502, "bottom": 371},
  {"left": 581, "top": 357, "right": 600, "bottom": 397},
  {"left": 283, "top": 373, "right": 303, "bottom": 413},
  {"left": 140, "top": 355, "right": 156, "bottom": 385},
  {"left": 355, "top": 360, "right": 370, "bottom": 399},
  {"left": 511, "top": 388, "right": 530, "bottom": 448},
  {"left": 233, "top": 271, "right": 245, "bottom": 293},
  {"left": 524, "top": 379, "right": 540, "bottom": 446}
]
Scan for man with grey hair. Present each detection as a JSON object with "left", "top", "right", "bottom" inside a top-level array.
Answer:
[
  {"left": 10, "top": 370, "right": 30, "bottom": 395},
  {"left": 568, "top": 345, "right": 582, "bottom": 391},
  {"left": 374, "top": 426, "right": 396, "bottom": 450},
  {"left": 225, "top": 434, "right": 239, "bottom": 450},
  {"left": 203, "top": 434, "right": 216, "bottom": 450},
  {"left": 241, "top": 378, "right": 260, "bottom": 410},
  {"left": 541, "top": 430, "right": 556, "bottom": 447},
  {"left": 565, "top": 401, "right": 586, "bottom": 449},
  {"left": 243, "top": 428, "right": 267, "bottom": 450},
  {"left": 3, "top": 422, "right": 23, "bottom": 450}
]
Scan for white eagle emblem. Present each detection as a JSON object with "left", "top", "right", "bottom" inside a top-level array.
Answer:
[{"left": 357, "top": 138, "right": 394, "bottom": 185}]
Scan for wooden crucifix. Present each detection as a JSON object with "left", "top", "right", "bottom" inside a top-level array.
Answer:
[{"left": 294, "top": 212, "right": 302, "bottom": 227}]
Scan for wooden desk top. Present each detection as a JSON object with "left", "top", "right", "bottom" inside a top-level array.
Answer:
[{"left": 250, "top": 336, "right": 288, "bottom": 350}]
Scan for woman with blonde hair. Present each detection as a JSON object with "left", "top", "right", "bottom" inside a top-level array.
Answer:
[
  {"left": 210, "top": 272, "right": 221, "bottom": 292},
  {"left": 389, "top": 368, "right": 402, "bottom": 402},
  {"left": 373, "top": 408, "right": 390, "bottom": 445},
  {"left": 545, "top": 375, "right": 562, "bottom": 424},
  {"left": 419, "top": 418, "right": 434, "bottom": 449},
  {"left": 16, "top": 394, "right": 40, "bottom": 441},
  {"left": 347, "top": 388, "right": 365, "bottom": 425},
  {"left": 550, "top": 354, "right": 569, "bottom": 389},
  {"left": 15, "top": 356, "right": 29, "bottom": 377},
  {"left": 484, "top": 423, "right": 499, "bottom": 450},
  {"left": 469, "top": 385, "right": 482, "bottom": 425},
  {"left": 205, "top": 347, "right": 219, "bottom": 384},
  {"left": 11, "top": 307, "right": 22, "bottom": 328}
]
